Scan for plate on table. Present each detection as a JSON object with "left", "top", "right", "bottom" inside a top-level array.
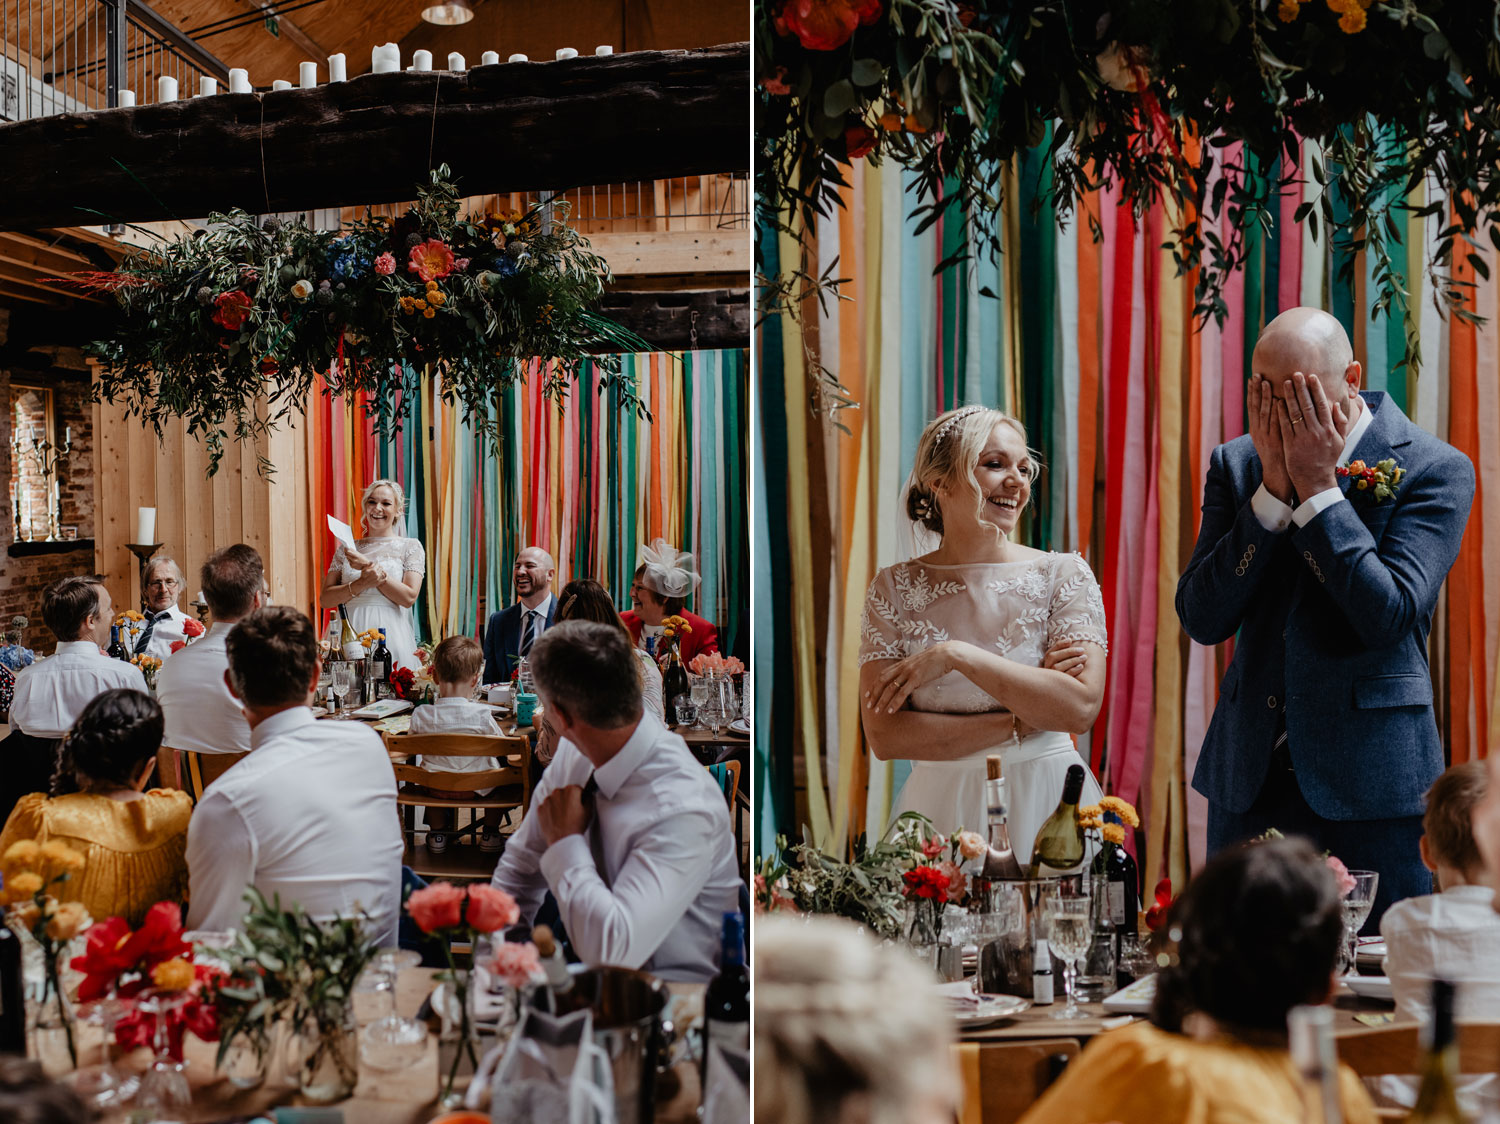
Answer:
[
  {"left": 1102, "top": 975, "right": 1157, "bottom": 1014},
  {"left": 936, "top": 980, "right": 1030, "bottom": 1029},
  {"left": 728, "top": 718, "right": 750, "bottom": 736},
  {"left": 1344, "top": 975, "right": 1394, "bottom": 1002},
  {"left": 309, "top": 705, "right": 328, "bottom": 718}
]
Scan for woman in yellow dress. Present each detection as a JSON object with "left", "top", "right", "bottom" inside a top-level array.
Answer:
[
  {"left": 0, "top": 689, "right": 191, "bottom": 927},
  {"left": 1018, "top": 836, "right": 1377, "bottom": 1124}
]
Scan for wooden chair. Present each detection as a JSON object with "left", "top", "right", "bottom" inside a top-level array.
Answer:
[
  {"left": 1337, "top": 1020, "right": 1500, "bottom": 1077},
  {"left": 180, "top": 750, "right": 248, "bottom": 800},
  {"left": 957, "top": 1038, "right": 1081, "bottom": 1124},
  {"left": 707, "top": 760, "right": 743, "bottom": 863},
  {"left": 383, "top": 732, "right": 531, "bottom": 881}
]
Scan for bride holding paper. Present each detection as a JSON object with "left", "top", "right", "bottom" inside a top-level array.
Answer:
[{"left": 321, "top": 479, "right": 426, "bottom": 672}]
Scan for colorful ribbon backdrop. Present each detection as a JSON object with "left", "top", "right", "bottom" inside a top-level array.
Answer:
[
  {"left": 756, "top": 145, "right": 1498, "bottom": 898},
  {"left": 314, "top": 349, "right": 749, "bottom": 657}
]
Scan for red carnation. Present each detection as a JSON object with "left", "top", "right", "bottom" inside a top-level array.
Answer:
[
  {"left": 211, "top": 290, "right": 252, "bottom": 331},
  {"left": 780, "top": 0, "right": 882, "bottom": 51},
  {"left": 902, "top": 864, "right": 950, "bottom": 903},
  {"left": 390, "top": 666, "right": 415, "bottom": 699}
]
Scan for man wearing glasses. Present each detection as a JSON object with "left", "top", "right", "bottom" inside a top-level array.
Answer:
[{"left": 135, "top": 555, "right": 193, "bottom": 661}]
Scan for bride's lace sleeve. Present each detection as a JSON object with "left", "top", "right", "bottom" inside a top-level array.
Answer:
[
  {"left": 1047, "top": 554, "right": 1109, "bottom": 653},
  {"left": 859, "top": 568, "right": 905, "bottom": 665},
  {"left": 402, "top": 537, "right": 427, "bottom": 575}
]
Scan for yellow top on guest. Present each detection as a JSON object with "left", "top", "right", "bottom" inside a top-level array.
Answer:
[
  {"left": 0, "top": 791, "right": 192, "bottom": 927},
  {"left": 1017, "top": 1021, "right": 1377, "bottom": 1124}
]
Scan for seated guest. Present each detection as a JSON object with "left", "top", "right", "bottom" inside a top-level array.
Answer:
[
  {"left": 536, "top": 579, "right": 664, "bottom": 766},
  {"left": 409, "top": 636, "right": 505, "bottom": 855},
  {"left": 0, "top": 1057, "right": 90, "bottom": 1124},
  {"left": 0, "top": 689, "right": 190, "bottom": 926},
  {"left": 755, "top": 916, "right": 957, "bottom": 1124},
  {"left": 3, "top": 577, "right": 146, "bottom": 825},
  {"left": 621, "top": 539, "right": 719, "bottom": 663},
  {"left": 491, "top": 621, "right": 739, "bottom": 982},
  {"left": 481, "top": 546, "right": 557, "bottom": 684},
  {"left": 156, "top": 545, "right": 269, "bottom": 791},
  {"left": 133, "top": 555, "right": 193, "bottom": 661},
  {"left": 185, "top": 606, "right": 402, "bottom": 944},
  {"left": 1019, "top": 837, "right": 1377, "bottom": 1124},
  {"left": 1382, "top": 762, "right": 1500, "bottom": 1021}
]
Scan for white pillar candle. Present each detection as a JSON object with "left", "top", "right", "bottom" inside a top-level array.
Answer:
[
  {"left": 508, "top": 53, "right": 528, "bottom": 63},
  {"left": 157, "top": 75, "right": 177, "bottom": 102},
  {"left": 447, "top": 52, "right": 465, "bottom": 72},
  {"left": 136, "top": 507, "right": 156, "bottom": 545},
  {"left": 271, "top": 79, "right": 292, "bottom": 91},
  {"left": 373, "top": 44, "right": 400, "bottom": 74},
  {"left": 228, "top": 68, "right": 250, "bottom": 93},
  {"left": 299, "top": 61, "right": 317, "bottom": 88},
  {"left": 328, "top": 53, "right": 346, "bottom": 82},
  {"left": 555, "top": 47, "right": 578, "bottom": 60},
  {"left": 412, "top": 49, "right": 432, "bottom": 72},
  {"left": 595, "top": 45, "right": 614, "bottom": 55},
  {"left": 199, "top": 75, "right": 217, "bottom": 96},
  {"left": 119, "top": 89, "right": 135, "bottom": 107},
  {"left": 481, "top": 51, "right": 500, "bottom": 65}
]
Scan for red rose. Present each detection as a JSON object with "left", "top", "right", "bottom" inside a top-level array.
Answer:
[
  {"left": 406, "top": 881, "right": 467, "bottom": 933},
  {"left": 169, "top": 640, "right": 186, "bottom": 654},
  {"left": 844, "top": 123, "right": 877, "bottom": 160},
  {"left": 780, "top": 0, "right": 881, "bottom": 51},
  {"left": 183, "top": 619, "right": 204, "bottom": 638},
  {"left": 211, "top": 290, "right": 252, "bottom": 331},
  {"left": 465, "top": 884, "right": 520, "bottom": 932}
]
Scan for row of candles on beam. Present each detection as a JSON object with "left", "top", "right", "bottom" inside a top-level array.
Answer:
[
  {"left": 10, "top": 411, "right": 72, "bottom": 543},
  {"left": 123, "top": 43, "right": 618, "bottom": 105}
]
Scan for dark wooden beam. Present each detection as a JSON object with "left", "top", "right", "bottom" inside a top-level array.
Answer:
[
  {"left": 594, "top": 289, "right": 748, "bottom": 353},
  {"left": 0, "top": 43, "right": 749, "bottom": 232}
]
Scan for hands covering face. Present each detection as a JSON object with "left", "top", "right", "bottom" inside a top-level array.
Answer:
[{"left": 1248, "top": 372, "right": 1348, "bottom": 505}]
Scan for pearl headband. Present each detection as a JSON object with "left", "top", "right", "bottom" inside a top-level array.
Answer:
[{"left": 932, "top": 406, "right": 986, "bottom": 447}]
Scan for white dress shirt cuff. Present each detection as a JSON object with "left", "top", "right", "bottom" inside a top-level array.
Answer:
[
  {"left": 1251, "top": 484, "right": 1294, "bottom": 533},
  {"left": 539, "top": 832, "right": 597, "bottom": 889},
  {"left": 1292, "top": 487, "right": 1344, "bottom": 528}
]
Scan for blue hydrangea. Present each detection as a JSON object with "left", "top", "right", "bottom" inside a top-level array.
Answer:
[
  {"left": 0, "top": 644, "right": 35, "bottom": 670},
  {"left": 494, "top": 256, "right": 518, "bottom": 279},
  {"left": 327, "top": 242, "right": 372, "bottom": 282}
]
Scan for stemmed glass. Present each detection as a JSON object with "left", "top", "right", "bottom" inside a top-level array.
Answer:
[
  {"left": 133, "top": 988, "right": 191, "bottom": 1120},
  {"left": 358, "top": 948, "right": 427, "bottom": 1071},
  {"left": 65, "top": 996, "right": 136, "bottom": 1107},
  {"left": 1045, "top": 895, "right": 1093, "bottom": 1019},
  {"left": 1340, "top": 871, "right": 1380, "bottom": 975},
  {"left": 331, "top": 663, "right": 356, "bottom": 715},
  {"left": 689, "top": 676, "right": 711, "bottom": 728}
]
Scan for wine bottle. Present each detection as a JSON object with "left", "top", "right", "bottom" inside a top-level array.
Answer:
[
  {"left": 1288, "top": 1004, "right": 1343, "bottom": 1124},
  {"left": 1408, "top": 980, "right": 1464, "bottom": 1124},
  {"left": 0, "top": 901, "right": 23, "bottom": 1054},
  {"left": 662, "top": 642, "right": 690, "bottom": 720},
  {"left": 1028, "top": 764, "right": 1087, "bottom": 878},
  {"left": 372, "top": 629, "right": 393, "bottom": 698},
  {"left": 981, "top": 755, "right": 1024, "bottom": 881},
  {"left": 107, "top": 623, "right": 128, "bottom": 661},
  {"left": 532, "top": 924, "right": 579, "bottom": 1015},
  {"left": 703, "top": 912, "right": 750, "bottom": 1088},
  {"left": 338, "top": 605, "right": 365, "bottom": 661}
]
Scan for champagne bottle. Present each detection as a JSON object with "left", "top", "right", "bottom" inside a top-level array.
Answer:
[
  {"left": 1028, "top": 764, "right": 1086, "bottom": 878},
  {"left": 703, "top": 912, "right": 749, "bottom": 1088},
  {"left": 107, "top": 623, "right": 128, "bottom": 661},
  {"left": 1408, "top": 980, "right": 1464, "bottom": 1124},
  {"left": 372, "top": 629, "right": 393, "bottom": 697},
  {"left": 662, "top": 642, "right": 690, "bottom": 718},
  {"left": 338, "top": 605, "right": 365, "bottom": 661},
  {"left": 0, "top": 899, "right": 23, "bottom": 1054},
  {"left": 981, "top": 755, "right": 1024, "bottom": 881},
  {"left": 1289, "top": 1004, "right": 1344, "bottom": 1124},
  {"left": 532, "top": 925, "right": 579, "bottom": 1015}
]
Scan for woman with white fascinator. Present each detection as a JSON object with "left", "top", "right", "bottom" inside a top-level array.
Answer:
[
  {"left": 858, "top": 406, "right": 1108, "bottom": 865},
  {"left": 621, "top": 538, "right": 721, "bottom": 664}
]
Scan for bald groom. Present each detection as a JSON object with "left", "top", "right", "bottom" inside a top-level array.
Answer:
[{"left": 1177, "top": 307, "right": 1475, "bottom": 926}]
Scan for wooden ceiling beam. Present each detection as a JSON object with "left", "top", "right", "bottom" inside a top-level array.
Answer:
[
  {"left": 0, "top": 283, "right": 64, "bottom": 307},
  {"left": 0, "top": 43, "right": 748, "bottom": 231},
  {"left": 0, "top": 232, "right": 96, "bottom": 268},
  {"left": 232, "top": 1, "right": 333, "bottom": 66},
  {"left": 0, "top": 263, "right": 101, "bottom": 303}
]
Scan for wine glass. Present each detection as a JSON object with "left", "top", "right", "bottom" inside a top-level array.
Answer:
[
  {"left": 331, "top": 662, "right": 356, "bottom": 714},
  {"left": 359, "top": 948, "right": 427, "bottom": 1071},
  {"left": 689, "top": 676, "right": 711, "bottom": 728},
  {"left": 1045, "top": 895, "right": 1093, "bottom": 1019},
  {"left": 65, "top": 996, "right": 136, "bottom": 1107},
  {"left": 1339, "top": 870, "right": 1379, "bottom": 975},
  {"left": 134, "top": 989, "right": 191, "bottom": 1120}
]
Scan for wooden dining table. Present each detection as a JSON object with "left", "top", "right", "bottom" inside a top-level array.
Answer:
[{"left": 48, "top": 968, "right": 706, "bottom": 1124}]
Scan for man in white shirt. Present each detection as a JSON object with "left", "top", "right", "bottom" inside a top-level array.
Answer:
[
  {"left": 2, "top": 575, "right": 147, "bottom": 824},
  {"left": 156, "top": 545, "right": 268, "bottom": 788},
  {"left": 185, "top": 606, "right": 403, "bottom": 944},
  {"left": 492, "top": 620, "right": 739, "bottom": 983},
  {"left": 133, "top": 556, "right": 193, "bottom": 662},
  {"left": 481, "top": 547, "right": 557, "bottom": 684}
]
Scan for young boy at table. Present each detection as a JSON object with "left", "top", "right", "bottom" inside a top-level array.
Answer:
[
  {"left": 410, "top": 636, "right": 505, "bottom": 855},
  {"left": 1381, "top": 761, "right": 1500, "bottom": 1022}
]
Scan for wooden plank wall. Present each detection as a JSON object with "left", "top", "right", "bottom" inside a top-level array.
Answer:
[{"left": 92, "top": 396, "right": 316, "bottom": 623}]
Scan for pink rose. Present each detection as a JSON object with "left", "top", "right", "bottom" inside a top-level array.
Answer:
[
  {"left": 464, "top": 884, "right": 520, "bottom": 932},
  {"left": 453, "top": 258, "right": 470, "bottom": 272},
  {"left": 405, "top": 881, "right": 466, "bottom": 933},
  {"left": 956, "top": 831, "right": 986, "bottom": 860},
  {"left": 374, "top": 252, "right": 396, "bottom": 276},
  {"left": 490, "top": 942, "right": 541, "bottom": 988},
  {"left": 1326, "top": 855, "right": 1357, "bottom": 897}
]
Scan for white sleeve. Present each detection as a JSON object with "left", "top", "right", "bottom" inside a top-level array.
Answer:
[
  {"left": 539, "top": 808, "right": 720, "bottom": 971},
  {"left": 403, "top": 538, "right": 427, "bottom": 575},
  {"left": 185, "top": 791, "right": 258, "bottom": 932},
  {"left": 1291, "top": 487, "right": 1345, "bottom": 527},
  {"left": 490, "top": 768, "right": 555, "bottom": 924},
  {"left": 1250, "top": 484, "right": 1295, "bottom": 532}
]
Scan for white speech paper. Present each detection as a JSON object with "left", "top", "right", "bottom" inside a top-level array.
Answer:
[{"left": 326, "top": 514, "right": 358, "bottom": 552}]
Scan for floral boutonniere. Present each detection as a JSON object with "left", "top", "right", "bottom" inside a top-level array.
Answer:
[{"left": 1336, "top": 457, "right": 1404, "bottom": 502}]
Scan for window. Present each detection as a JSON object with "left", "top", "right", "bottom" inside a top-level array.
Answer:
[{"left": 9, "top": 385, "right": 69, "bottom": 542}]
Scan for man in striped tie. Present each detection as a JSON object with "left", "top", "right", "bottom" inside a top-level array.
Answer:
[
  {"left": 1177, "top": 307, "right": 1475, "bottom": 929},
  {"left": 481, "top": 546, "right": 558, "bottom": 685},
  {"left": 134, "top": 555, "right": 193, "bottom": 662}
]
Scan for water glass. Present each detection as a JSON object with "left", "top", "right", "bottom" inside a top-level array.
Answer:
[
  {"left": 331, "top": 662, "right": 356, "bottom": 713},
  {"left": 1045, "top": 895, "right": 1093, "bottom": 1019},
  {"left": 689, "top": 676, "right": 711, "bottom": 725},
  {"left": 1340, "top": 870, "right": 1379, "bottom": 974},
  {"left": 674, "top": 696, "right": 698, "bottom": 727},
  {"left": 359, "top": 948, "right": 427, "bottom": 1072}
]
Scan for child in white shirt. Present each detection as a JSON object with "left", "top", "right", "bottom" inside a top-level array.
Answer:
[{"left": 409, "top": 636, "right": 505, "bottom": 854}]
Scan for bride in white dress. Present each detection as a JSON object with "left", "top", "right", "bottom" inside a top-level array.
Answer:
[
  {"left": 859, "top": 406, "right": 1108, "bottom": 867},
  {"left": 321, "top": 479, "right": 427, "bottom": 673}
]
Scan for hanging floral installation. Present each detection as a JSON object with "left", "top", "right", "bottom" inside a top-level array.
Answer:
[
  {"left": 57, "top": 166, "right": 649, "bottom": 473},
  {"left": 758, "top": 0, "right": 1500, "bottom": 378}
]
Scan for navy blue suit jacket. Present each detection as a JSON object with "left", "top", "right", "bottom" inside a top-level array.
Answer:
[
  {"left": 1177, "top": 392, "right": 1474, "bottom": 821},
  {"left": 481, "top": 598, "right": 557, "bottom": 685}
]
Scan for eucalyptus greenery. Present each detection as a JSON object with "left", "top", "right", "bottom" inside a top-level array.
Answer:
[
  {"left": 759, "top": 0, "right": 1500, "bottom": 388},
  {"left": 78, "top": 166, "right": 649, "bottom": 474}
]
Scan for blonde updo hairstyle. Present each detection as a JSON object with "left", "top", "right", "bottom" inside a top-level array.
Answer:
[
  {"left": 360, "top": 478, "right": 407, "bottom": 533},
  {"left": 906, "top": 406, "right": 1040, "bottom": 540},
  {"left": 754, "top": 917, "right": 954, "bottom": 1124}
]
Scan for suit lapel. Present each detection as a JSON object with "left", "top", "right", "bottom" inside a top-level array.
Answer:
[{"left": 1339, "top": 391, "right": 1412, "bottom": 515}]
